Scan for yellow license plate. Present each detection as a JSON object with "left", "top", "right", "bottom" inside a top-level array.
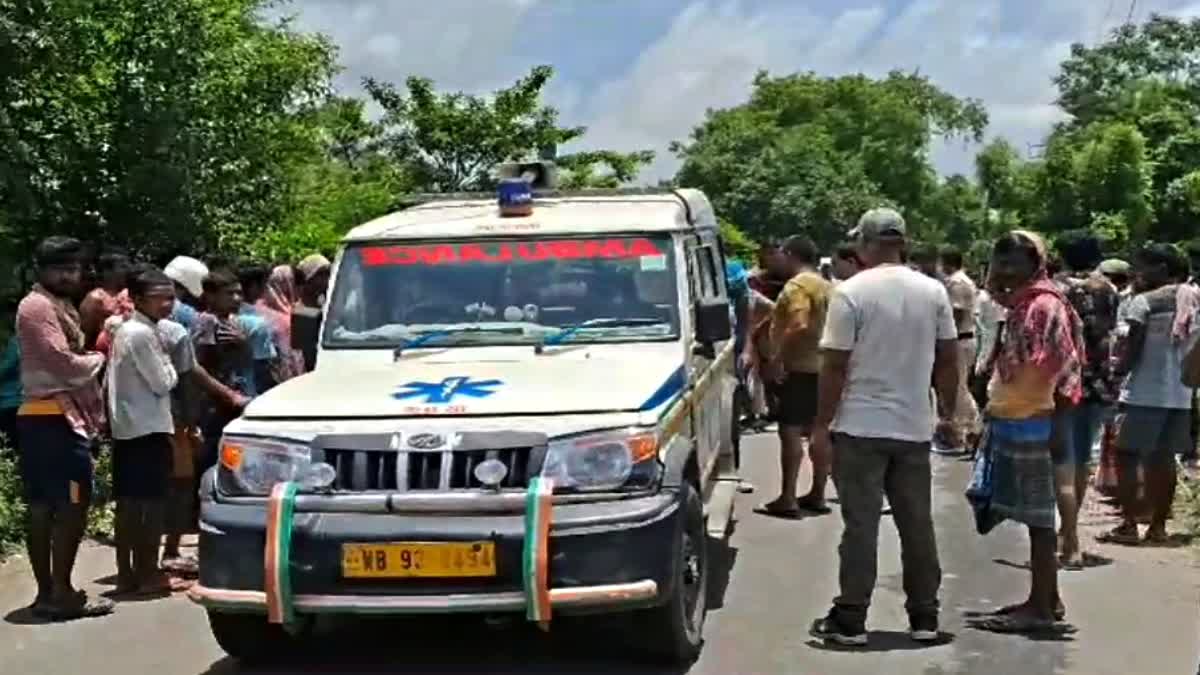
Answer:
[{"left": 341, "top": 542, "right": 496, "bottom": 578}]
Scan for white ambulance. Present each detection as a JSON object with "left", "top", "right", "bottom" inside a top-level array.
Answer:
[{"left": 189, "top": 164, "right": 741, "bottom": 665}]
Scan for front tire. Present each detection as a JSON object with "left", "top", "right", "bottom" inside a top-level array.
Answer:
[
  {"left": 634, "top": 482, "right": 707, "bottom": 664},
  {"left": 207, "top": 610, "right": 309, "bottom": 665}
]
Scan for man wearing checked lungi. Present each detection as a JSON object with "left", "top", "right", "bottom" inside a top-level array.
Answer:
[{"left": 967, "top": 231, "right": 1085, "bottom": 634}]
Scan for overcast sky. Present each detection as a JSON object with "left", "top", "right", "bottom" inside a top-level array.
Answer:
[{"left": 283, "top": 0, "right": 1200, "bottom": 183}]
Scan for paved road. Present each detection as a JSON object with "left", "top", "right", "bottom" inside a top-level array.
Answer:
[{"left": 2, "top": 432, "right": 1198, "bottom": 674}]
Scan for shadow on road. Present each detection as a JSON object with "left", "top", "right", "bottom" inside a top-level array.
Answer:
[
  {"left": 3, "top": 606, "right": 50, "bottom": 626},
  {"left": 804, "top": 630, "right": 957, "bottom": 653},
  {"left": 706, "top": 521, "right": 739, "bottom": 611},
  {"left": 196, "top": 615, "right": 693, "bottom": 675}
]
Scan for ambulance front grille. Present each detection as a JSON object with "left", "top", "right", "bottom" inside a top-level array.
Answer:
[{"left": 321, "top": 447, "right": 533, "bottom": 491}]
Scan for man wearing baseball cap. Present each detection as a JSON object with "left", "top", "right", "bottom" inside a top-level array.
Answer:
[{"left": 809, "top": 207, "right": 959, "bottom": 646}]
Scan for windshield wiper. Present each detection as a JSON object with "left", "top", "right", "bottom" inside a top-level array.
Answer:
[
  {"left": 535, "top": 317, "right": 666, "bottom": 354},
  {"left": 393, "top": 326, "right": 521, "bottom": 359}
]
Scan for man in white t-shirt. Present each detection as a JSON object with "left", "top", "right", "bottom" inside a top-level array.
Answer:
[{"left": 808, "top": 208, "right": 960, "bottom": 647}]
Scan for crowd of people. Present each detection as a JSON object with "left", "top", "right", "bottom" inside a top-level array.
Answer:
[
  {"left": 3, "top": 215, "right": 1198, "bottom": 645},
  {"left": 0, "top": 237, "right": 330, "bottom": 620},
  {"left": 727, "top": 208, "right": 1200, "bottom": 644}
]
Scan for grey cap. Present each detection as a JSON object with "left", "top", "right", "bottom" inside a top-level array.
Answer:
[{"left": 849, "top": 207, "right": 906, "bottom": 240}]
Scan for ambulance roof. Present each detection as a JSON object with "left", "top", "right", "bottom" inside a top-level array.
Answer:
[{"left": 343, "top": 188, "right": 716, "bottom": 243}]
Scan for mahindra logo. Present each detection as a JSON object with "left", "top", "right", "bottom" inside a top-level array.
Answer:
[{"left": 407, "top": 433, "right": 446, "bottom": 450}]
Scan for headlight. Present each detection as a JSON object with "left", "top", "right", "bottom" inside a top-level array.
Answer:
[
  {"left": 217, "top": 436, "right": 335, "bottom": 496},
  {"left": 541, "top": 428, "right": 660, "bottom": 492}
]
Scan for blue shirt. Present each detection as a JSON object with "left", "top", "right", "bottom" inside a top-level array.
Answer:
[
  {"left": 237, "top": 304, "right": 277, "bottom": 361},
  {"left": 725, "top": 261, "right": 749, "bottom": 302},
  {"left": 171, "top": 302, "right": 199, "bottom": 331},
  {"left": 0, "top": 336, "right": 21, "bottom": 410},
  {"left": 725, "top": 261, "right": 750, "bottom": 357}
]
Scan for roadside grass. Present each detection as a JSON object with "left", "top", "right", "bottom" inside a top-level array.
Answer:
[
  {"left": 1175, "top": 467, "right": 1200, "bottom": 546},
  {"left": 0, "top": 437, "right": 115, "bottom": 559}
]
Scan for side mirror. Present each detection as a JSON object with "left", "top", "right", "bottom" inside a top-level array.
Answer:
[{"left": 694, "top": 298, "right": 732, "bottom": 345}]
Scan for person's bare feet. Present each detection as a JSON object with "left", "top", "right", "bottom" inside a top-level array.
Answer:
[
  {"left": 1058, "top": 533, "right": 1085, "bottom": 568},
  {"left": 132, "top": 573, "right": 175, "bottom": 597}
]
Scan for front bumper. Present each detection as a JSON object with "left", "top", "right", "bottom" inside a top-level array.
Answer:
[{"left": 190, "top": 489, "right": 682, "bottom": 617}]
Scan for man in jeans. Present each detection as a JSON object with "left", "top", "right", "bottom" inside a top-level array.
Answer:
[
  {"left": 809, "top": 208, "right": 959, "bottom": 646},
  {"left": 1052, "top": 231, "right": 1118, "bottom": 567}
]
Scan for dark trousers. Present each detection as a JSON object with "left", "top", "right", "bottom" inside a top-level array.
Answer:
[
  {"left": 0, "top": 407, "right": 17, "bottom": 451},
  {"left": 831, "top": 433, "right": 941, "bottom": 623},
  {"left": 1187, "top": 394, "right": 1199, "bottom": 462}
]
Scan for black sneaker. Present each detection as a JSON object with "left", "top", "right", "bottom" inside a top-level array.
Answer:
[
  {"left": 810, "top": 610, "right": 867, "bottom": 646},
  {"left": 909, "top": 612, "right": 939, "bottom": 642}
]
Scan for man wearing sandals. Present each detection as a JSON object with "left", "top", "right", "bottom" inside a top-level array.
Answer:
[
  {"left": 15, "top": 237, "right": 115, "bottom": 619},
  {"left": 757, "top": 235, "right": 832, "bottom": 518},
  {"left": 1105, "top": 244, "right": 1196, "bottom": 546},
  {"left": 1051, "top": 232, "right": 1119, "bottom": 568},
  {"left": 966, "top": 231, "right": 1084, "bottom": 634},
  {"left": 809, "top": 209, "right": 959, "bottom": 646},
  {"left": 107, "top": 268, "right": 181, "bottom": 596}
]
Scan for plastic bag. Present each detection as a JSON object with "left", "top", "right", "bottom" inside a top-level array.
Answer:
[{"left": 964, "top": 427, "right": 1002, "bottom": 535}]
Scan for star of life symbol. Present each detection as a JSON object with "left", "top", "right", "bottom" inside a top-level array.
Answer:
[{"left": 391, "top": 376, "right": 503, "bottom": 404}]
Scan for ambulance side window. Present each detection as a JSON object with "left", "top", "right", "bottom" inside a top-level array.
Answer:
[
  {"left": 697, "top": 248, "right": 719, "bottom": 300},
  {"left": 684, "top": 236, "right": 700, "bottom": 302},
  {"left": 686, "top": 235, "right": 700, "bottom": 324},
  {"left": 699, "top": 231, "right": 727, "bottom": 300}
]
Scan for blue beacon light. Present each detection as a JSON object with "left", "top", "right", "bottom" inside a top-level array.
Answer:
[{"left": 498, "top": 178, "right": 533, "bottom": 217}]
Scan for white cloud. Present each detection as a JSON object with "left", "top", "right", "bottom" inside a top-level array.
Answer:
[
  {"left": 576, "top": 0, "right": 1198, "bottom": 181},
  {"left": 283, "top": 0, "right": 542, "bottom": 95},
  {"left": 284, "top": 0, "right": 1200, "bottom": 183}
]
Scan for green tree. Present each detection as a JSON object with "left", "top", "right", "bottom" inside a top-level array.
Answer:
[
  {"left": 1054, "top": 15, "right": 1200, "bottom": 127},
  {"left": 922, "top": 174, "right": 984, "bottom": 246},
  {"left": 673, "top": 70, "right": 986, "bottom": 248},
  {"left": 365, "top": 66, "right": 575, "bottom": 192},
  {"left": 229, "top": 97, "right": 409, "bottom": 262},
  {"left": 364, "top": 65, "right": 655, "bottom": 194},
  {"left": 1073, "top": 123, "right": 1154, "bottom": 247},
  {"left": 1047, "top": 15, "right": 1200, "bottom": 244},
  {"left": 556, "top": 150, "right": 656, "bottom": 189},
  {"left": 719, "top": 219, "right": 758, "bottom": 263},
  {"left": 0, "top": 0, "right": 337, "bottom": 261}
]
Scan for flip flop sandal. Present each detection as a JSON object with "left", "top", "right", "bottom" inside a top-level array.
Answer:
[
  {"left": 129, "top": 576, "right": 177, "bottom": 598},
  {"left": 753, "top": 503, "right": 803, "bottom": 519},
  {"left": 28, "top": 597, "right": 54, "bottom": 618},
  {"left": 103, "top": 584, "right": 139, "bottom": 599},
  {"left": 47, "top": 594, "right": 115, "bottom": 621},
  {"left": 1095, "top": 529, "right": 1141, "bottom": 546},
  {"left": 168, "top": 577, "right": 195, "bottom": 592},
  {"left": 964, "top": 604, "right": 1066, "bottom": 622},
  {"left": 1142, "top": 531, "right": 1171, "bottom": 545},
  {"left": 1061, "top": 551, "right": 1109, "bottom": 570},
  {"left": 966, "top": 614, "right": 1056, "bottom": 634},
  {"left": 1059, "top": 555, "right": 1086, "bottom": 571},
  {"left": 161, "top": 557, "right": 199, "bottom": 575},
  {"left": 795, "top": 496, "right": 832, "bottom": 514}
]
